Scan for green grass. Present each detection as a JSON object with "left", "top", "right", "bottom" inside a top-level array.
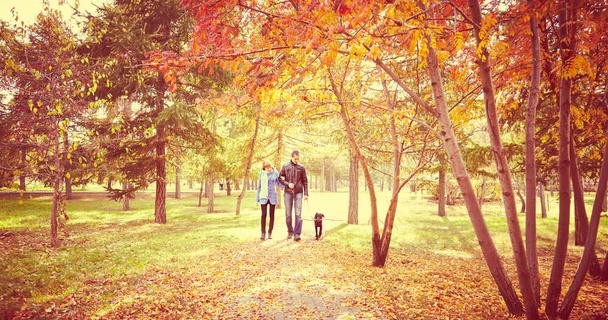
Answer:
[{"left": 1, "top": 188, "right": 607, "bottom": 318}]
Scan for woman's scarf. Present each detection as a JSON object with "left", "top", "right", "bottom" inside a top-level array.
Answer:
[{"left": 259, "top": 171, "right": 269, "bottom": 199}]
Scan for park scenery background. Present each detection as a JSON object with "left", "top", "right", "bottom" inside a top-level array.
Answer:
[
  {"left": 2, "top": 0, "right": 608, "bottom": 319},
  {"left": 1, "top": 187, "right": 608, "bottom": 319}
]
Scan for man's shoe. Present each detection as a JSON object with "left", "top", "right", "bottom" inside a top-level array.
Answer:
[
  {"left": 288, "top": 232, "right": 293, "bottom": 239},
  {"left": 268, "top": 232, "right": 272, "bottom": 239},
  {"left": 260, "top": 232, "right": 265, "bottom": 240},
  {"left": 294, "top": 235, "right": 301, "bottom": 242}
]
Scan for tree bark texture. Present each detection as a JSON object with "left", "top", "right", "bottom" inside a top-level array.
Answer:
[
  {"left": 545, "top": 5, "right": 574, "bottom": 317},
  {"left": 327, "top": 68, "right": 381, "bottom": 266},
  {"left": 571, "top": 140, "right": 587, "bottom": 247},
  {"left": 525, "top": 8, "right": 541, "bottom": 304},
  {"left": 154, "top": 72, "right": 167, "bottom": 224},
  {"left": 207, "top": 173, "right": 215, "bottom": 213},
  {"left": 570, "top": 139, "right": 603, "bottom": 276},
  {"left": 559, "top": 136, "right": 608, "bottom": 318},
  {"left": 467, "top": 0, "right": 538, "bottom": 317},
  {"left": 425, "top": 33, "right": 524, "bottom": 316},
  {"left": 154, "top": 124, "right": 167, "bottom": 224}
]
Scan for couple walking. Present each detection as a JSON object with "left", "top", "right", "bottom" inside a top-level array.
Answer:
[{"left": 255, "top": 150, "right": 309, "bottom": 241}]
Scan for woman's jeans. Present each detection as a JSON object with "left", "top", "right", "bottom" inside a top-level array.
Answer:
[
  {"left": 261, "top": 203, "right": 275, "bottom": 234},
  {"left": 284, "top": 192, "right": 303, "bottom": 235}
]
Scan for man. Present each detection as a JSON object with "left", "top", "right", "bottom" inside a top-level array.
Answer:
[{"left": 279, "top": 150, "right": 309, "bottom": 241}]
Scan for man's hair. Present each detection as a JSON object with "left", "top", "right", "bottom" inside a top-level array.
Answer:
[{"left": 291, "top": 150, "right": 300, "bottom": 157}]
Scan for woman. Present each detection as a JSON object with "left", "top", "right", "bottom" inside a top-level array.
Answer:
[{"left": 256, "top": 160, "right": 281, "bottom": 240}]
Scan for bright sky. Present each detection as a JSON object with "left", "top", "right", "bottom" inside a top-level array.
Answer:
[{"left": 0, "top": 0, "right": 108, "bottom": 26}]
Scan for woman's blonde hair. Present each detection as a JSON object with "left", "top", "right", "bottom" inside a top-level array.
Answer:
[{"left": 262, "top": 160, "right": 272, "bottom": 170}]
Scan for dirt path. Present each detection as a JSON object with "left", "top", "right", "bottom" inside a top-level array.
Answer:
[{"left": 218, "top": 237, "right": 381, "bottom": 320}]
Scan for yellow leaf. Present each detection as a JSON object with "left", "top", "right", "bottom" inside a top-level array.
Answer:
[{"left": 370, "top": 45, "right": 380, "bottom": 60}]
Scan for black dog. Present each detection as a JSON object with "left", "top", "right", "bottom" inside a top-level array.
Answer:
[{"left": 314, "top": 212, "right": 325, "bottom": 240}]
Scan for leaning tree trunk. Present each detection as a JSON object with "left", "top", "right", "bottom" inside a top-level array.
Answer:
[
  {"left": 559, "top": 138, "right": 608, "bottom": 318},
  {"left": 570, "top": 138, "right": 603, "bottom": 276},
  {"left": 525, "top": 6, "right": 541, "bottom": 304},
  {"left": 545, "top": 5, "right": 575, "bottom": 317},
  {"left": 235, "top": 108, "right": 260, "bottom": 215},
  {"left": 425, "top": 33, "right": 525, "bottom": 316},
  {"left": 467, "top": 0, "right": 539, "bottom": 317},
  {"left": 328, "top": 68, "right": 381, "bottom": 266}
]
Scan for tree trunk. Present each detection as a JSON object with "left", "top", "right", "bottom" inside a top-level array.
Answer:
[
  {"left": 525, "top": 7, "right": 541, "bottom": 305},
  {"left": 571, "top": 139, "right": 586, "bottom": 247},
  {"left": 175, "top": 155, "right": 181, "bottom": 200},
  {"left": 539, "top": 183, "right": 547, "bottom": 218},
  {"left": 424, "top": 31, "right": 525, "bottom": 316},
  {"left": 438, "top": 167, "right": 446, "bottom": 217},
  {"left": 559, "top": 136, "right": 608, "bottom": 318},
  {"left": 570, "top": 139, "right": 602, "bottom": 280},
  {"left": 479, "top": 177, "right": 487, "bottom": 209},
  {"left": 63, "top": 134, "right": 73, "bottom": 200},
  {"left": 516, "top": 182, "right": 525, "bottom": 213},
  {"left": 198, "top": 181, "right": 203, "bottom": 207},
  {"left": 154, "top": 72, "right": 167, "bottom": 224},
  {"left": 154, "top": 124, "right": 167, "bottom": 224},
  {"left": 51, "top": 179, "right": 60, "bottom": 248},
  {"left": 348, "top": 148, "right": 359, "bottom": 224},
  {"left": 19, "top": 143, "right": 27, "bottom": 191},
  {"left": 122, "top": 181, "right": 130, "bottom": 211},
  {"left": 207, "top": 172, "right": 214, "bottom": 213},
  {"left": 545, "top": 5, "right": 575, "bottom": 317},
  {"left": 571, "top": 140, "right": 603, "bottom": 277},
  {"left": 235, "top": 107, "right": 260, "bottom": 215},
  {"left": 327, "top": 69, "right": 381, "bottom": 266},
  {"left": 275, "top": 131, "right": 283, "bottom": 209},
  {"left": 50, "top": 123, "right": 61, "bottom": 248},
  {"left": 467, "top": 1, "right": 538, "bottom": 316}
]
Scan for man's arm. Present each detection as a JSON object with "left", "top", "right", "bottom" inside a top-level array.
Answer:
[
  {"left": 302, "top": 166, "right": 309, "bottom": 197},
  {"left": 278, "top": 164, "right": 288, "bottom": 187}
]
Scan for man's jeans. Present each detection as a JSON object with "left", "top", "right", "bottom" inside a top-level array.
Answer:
[{"left": 284, "top": 192, "right": 303, "bottom": 235}]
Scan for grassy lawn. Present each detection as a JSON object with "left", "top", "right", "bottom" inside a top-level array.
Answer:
[{"left": 1, "top": 188, "right": 608, "bottom": 319}]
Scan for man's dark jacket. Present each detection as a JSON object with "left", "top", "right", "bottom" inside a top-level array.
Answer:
[{"left": 279, "top": 161, "right": 308, "bottom": 195}]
